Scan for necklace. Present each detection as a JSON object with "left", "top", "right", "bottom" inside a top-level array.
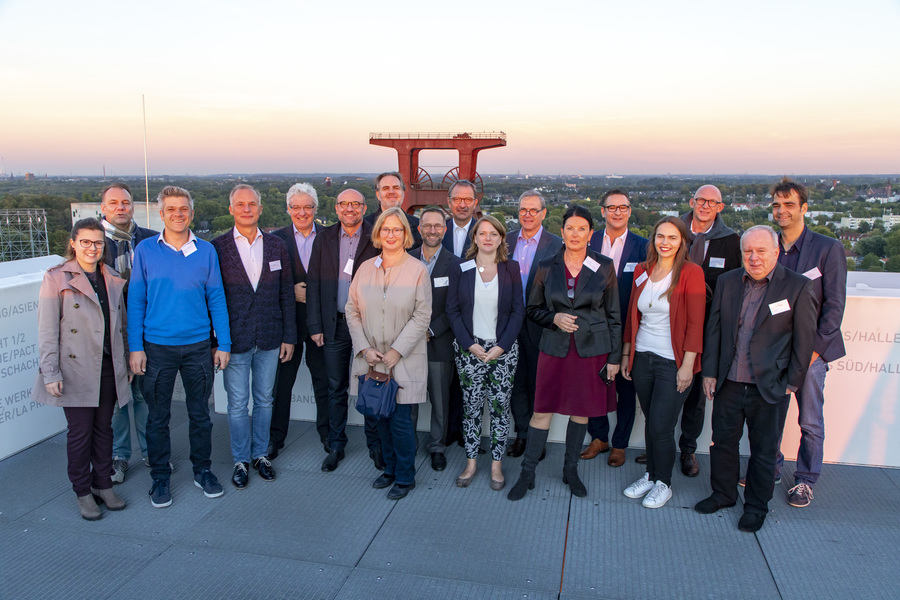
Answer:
[{"left": 647, "top": 276, "right": 667, "bottom": 308}]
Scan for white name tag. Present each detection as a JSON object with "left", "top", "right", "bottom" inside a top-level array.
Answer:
[
  {"left": 803, "top": 267, "right": 822, "bottom": 280},
  {"left": 374, "top": 256, "right": 383, "bottom": 268},
  {"left": 624, "top": 262, "right": 637, "bottom": 273},
  {"left": 182, "top": 241, "right": 196, "bottom": 257},
  {"left": 343, "top": 259, "right": 354, "bottom": 275},
  {"left": 434, "top": 276, "right": 449, "bottom": 288},
  {"left": 269, "top": 260, "right": 281, "bottom": 272},
  {"left": 635, "top": 272, "right": 649, "bottom": 286},
  {"left": 709, "top": 257, "right": 726, "bottom": 268},
  {"left": 769, "top": 299, "right": 791, "bottom": 315},
  {"left": 583, "top": 256, "right": 601, "bottom": 272},
  {"left": 460, "top": 260, "right": 476, "bottom": 272}
]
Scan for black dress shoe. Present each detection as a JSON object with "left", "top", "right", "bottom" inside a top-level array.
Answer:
[
  {"left": 372, "top": 474, "right": 396, "bottom": 489},
  {"left": 253, "top": 457, "right": 276, "bottom": 482},
  {"left": 681, "top": 452, "right": 700, "bottom": 477},
  {"left": 738, "top": 512, "right": 766, "bottom": 533},
  {"left": 507, "top": 438, "right": 526, "bottom": 458},
  {"left": 232, "top": 462, "right": 250, "bottom": 489},
  {"left": 321, "top": 450, "right": 344, "bottom": 472},
  {"left": 431, "top": 452, "right": 447, "bottom": 471},
  {"left": 387, "top": 482, "right": 416, "bottom": 500},
  {"left": 267, "top": 443, "right": 281, "bottom": 460},
  {"left": 370, "top": 448, "right": 386, "bottom": 471},
  {"left": 694, "top": 495, "right": 736, "bottom": 514},
  {"left": 635, "top": 452, "right": 647, "bottom": 464}
]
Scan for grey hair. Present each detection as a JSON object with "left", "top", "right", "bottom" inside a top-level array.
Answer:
[
  {"left": 286, "top": 183, "right": 318, "bottom": 209},
  {"left": 448, "top": 179, "right": 477, "bottom": 199},
  {"left": 229, "top": 184, "right": 261, "bottom": 207},
  {"left": 518, "top": 189, "right": 546, "bottom": 210},
  {"left": 741, "top": 225, "right": 779, "bottom": 251}
]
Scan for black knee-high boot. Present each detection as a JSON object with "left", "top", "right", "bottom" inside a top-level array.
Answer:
[
  {"left": 508, "top": 426, "right": 549, "bottom": 501},
  {"left": 563, "top": 420, "right": 588, "bottom": 497}
]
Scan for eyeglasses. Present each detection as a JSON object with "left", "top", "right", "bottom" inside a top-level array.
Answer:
[
  {"left": 421, "top": 224, "right": 445, "bottom": 231},
  {"left": 77, "top": 239, "right": 105, "bottom": 249},
  {"left": 693, "top": 198, "right": 721, "bottom": 208},
  {"left": 337, "top": 201, "right": 363, "bottom": 209},
  {"left": 380, "top": 227, "right": 405, "bottom": 238},
  {"left": 518, "top": 208, "right": 545, "bottom": 217},
  {"left": 450, "top": 196, "right": 476, "bottom": 205},
  {"left": 288, "top": 205, "right": 316, "bottom": 213},
  {"left": 603, "top": 205, "right": 631, "bottom": 213}
]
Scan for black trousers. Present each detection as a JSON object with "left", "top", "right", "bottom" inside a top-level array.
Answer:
[
  {"left": 270, "top": 333, "right": 329, "bottom": 449},
  {"left": 510, "top": 335, "right": 539, "bottom": 440},
  {"left": 63, "top": 358, "right": 117, "bottom": 496},
  {"left": 710, "top": 379, "right": 788, "bottom": 516},
  {"left": 587, "top": 372, "right": 637, "bottom": 449},
  {"left": 678, "top": 372, "right": 706, "bottom": 454}
]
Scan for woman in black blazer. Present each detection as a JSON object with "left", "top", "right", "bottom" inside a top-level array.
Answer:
[
  {"left": 446, "top": 215, "right": 525, "bottom": 491},
  {"left": 508, "top": 205, "right": 622, "bottom": 501}
]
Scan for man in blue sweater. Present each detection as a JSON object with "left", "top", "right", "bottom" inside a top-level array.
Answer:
[
  {"left": 212, "top": 185, "right": 296, "bottom": 490},
  {"left": 128, "top": 186, "right": 232, "bottom": 508}
]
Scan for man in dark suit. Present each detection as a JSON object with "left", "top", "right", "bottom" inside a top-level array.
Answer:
[
  {"left": 770, "top": 177, "right": 847, "bottom": 508},
  {"left": 506, "top": 190, "right": 563, "bottom": 458},
  {"left": 582, "top": 189, "right": 648, "bottom": 467},
  {"left": 307, "top": 188, "right": 381, "bottom": 472},
  {"left": 212, "top": 184, "right": 296, "bottom": 489},
  {"left": 695, "top": 225, "right": 817, "bottom": 532},
  {"left": 410, "top": 207, "right": 461, "bottom": 471},
  {"left": 364, "top": 172, "right": 422, "bottom": 249},
  {"left": 269, "top": 183, "right": 330, "bottom": 460},
  {"left": 442, "top": 179, "right": 479, "bottom": 258},
  {"left": 669, "top": 184, "right": 742, "bottom": 477}
]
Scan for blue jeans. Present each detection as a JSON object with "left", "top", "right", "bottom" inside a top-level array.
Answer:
[
  {"left": 112, "top": 376, "right": 148, "bottom": 460},
  {"left": 776, "top": 356, "right": 827, "bottom": 485},
  {"left": 143, "top": 340, "right": 214, "bottom": 480},
  {"left": 376, "top": 404, "right": 416, "bottom": 485},
  {"left": 223, "top": 346, "right": 279, "bottom": 464}
]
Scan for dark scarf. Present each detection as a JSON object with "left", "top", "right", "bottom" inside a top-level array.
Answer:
[{"left": 680, "top": 212, "right": 735, "bottom": 265}]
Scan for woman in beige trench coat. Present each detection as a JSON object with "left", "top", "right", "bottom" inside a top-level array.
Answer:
[
  {"left": 346, "top": 207, "right": 431, "bottom": 500},
  {"left": 32, "top": 218, "right": 132, "bottom": 520}
]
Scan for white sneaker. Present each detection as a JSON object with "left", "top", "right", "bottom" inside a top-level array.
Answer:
[
  {"left": 624, "top": 473, "right": 655, "bottom": 498},
  {"left": 642, "top": 481, "right": 672, "bottom": 509}
]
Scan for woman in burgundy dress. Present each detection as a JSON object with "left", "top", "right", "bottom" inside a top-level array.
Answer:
[{"left": 508, "top": 205, "right": 622, "bottom": 501}]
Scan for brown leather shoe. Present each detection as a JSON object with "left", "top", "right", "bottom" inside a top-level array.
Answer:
[
  {"left": 635, "top": 452, "right": 647, "bottom": 464},
  {"left": 580, "top": 439, "right": 609, "bottom": 460},
  {"left": 607, "top": 448, "right": 626, "bottom": 467}
]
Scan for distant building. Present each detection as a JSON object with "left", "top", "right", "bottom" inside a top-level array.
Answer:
[
  {"left": 839, "top": 209, "right": 900, "bottom": 231},
  {"left": 24, "top": 172, "right": 35, "bottom": 180},
  {"left": 71, "top": 202, "right": 164, "bottom": 231},
  {"left": 732, "top": 203, "right": 750, "bottom": 212}
]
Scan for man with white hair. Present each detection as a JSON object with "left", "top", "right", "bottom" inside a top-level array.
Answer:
[{"left": 269, "top": 183, "right": 331, "bottom": 459}]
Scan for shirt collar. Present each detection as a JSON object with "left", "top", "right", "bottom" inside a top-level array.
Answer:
[
  {"left": 423, "top": 243, "right": 442, "bottom": 263},
  {"left": 604, "top": 229, "right": 626, "bottom": 245},
  {"left": 158, "top": 229, "right": 197, "bottom": 251},
  {"left": 518, "top": 225, "right": 543, "bottom": 244},
  {"left": 781, "top": 225, "right": 809, "bottom": 252},
  {"left": 742, "top": 268, "right": 774, "bottom": 285},
  {"left": 341, "top": 225, "right": 361, "bottom": 239},
  {"left": 233, "top": 227, "right": 263, "bottom": 244},
  {"left": 454, "top": 219, "right": 472, "bottom": 231},
  {"left": 293, "top": 223, "right": 316, "bottom": 238}
]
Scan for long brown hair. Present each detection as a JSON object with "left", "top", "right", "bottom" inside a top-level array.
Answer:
[{"left": 645, "top": 216, "right": 690, "bottom": 299}]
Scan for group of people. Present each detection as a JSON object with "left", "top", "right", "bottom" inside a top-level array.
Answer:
[{"left": 34, "top": 172, "right": 846, "bottom": 533}]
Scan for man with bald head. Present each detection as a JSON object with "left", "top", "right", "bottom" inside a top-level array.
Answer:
[
  {"left": 307, "top": 189, "right": 381, "bottom": 472},
  {"left": 695, "top": 225, "right": 816, "bottom": 532}
]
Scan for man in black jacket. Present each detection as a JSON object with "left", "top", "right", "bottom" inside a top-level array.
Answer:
[{"left": 364, "top": 172, "right": 421, "bottom": 249}]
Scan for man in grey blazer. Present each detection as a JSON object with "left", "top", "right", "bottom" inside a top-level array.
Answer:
[
  {"left": 410, "top": 207, "right": 461, "bottom": 471},
  {"left": 506, "top": 190, "right": 563, "bottom": 457},
  {"left": 695, "top": 226, "right": 817, "bottom": 532}
]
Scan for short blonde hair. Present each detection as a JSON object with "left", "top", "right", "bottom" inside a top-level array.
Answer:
[{"left": 372, "top": 207, "right": 413, "bottom": 250}]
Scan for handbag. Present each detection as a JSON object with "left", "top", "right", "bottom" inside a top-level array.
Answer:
[{"left": 356, "top": 367, "right": 401, "bottom": 419}]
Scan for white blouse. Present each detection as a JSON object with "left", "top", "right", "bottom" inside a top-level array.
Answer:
[
  {"left": 472, "top": 274, "right": 499, "bottom": 342},
  {"left": 634, "top": 272, "right": 675, "bottom": 360}
]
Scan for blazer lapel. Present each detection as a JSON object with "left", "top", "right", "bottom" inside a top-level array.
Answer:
[
  {"left": 619, "top": 231, "right": 636, "bottom": 278},
  {"left": 573, "top": 254, "right": 597, "bottom": 300},
  {"left": 225, "top": 229, "right": 253, "bottom": 289},
  {"left": 65, "top": 267, "right": 100, "bottom": 306},
  {"left": 753, "top": 267, "right": 784, "bottom": 332},
  {"left": 727, "top": 275, "right": 743, "bottom": 346},
  {"left": 795, "top": 227, "right": 814, "bottom": 273}
]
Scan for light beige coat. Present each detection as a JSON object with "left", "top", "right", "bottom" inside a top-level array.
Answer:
[
  {"left": 346, "top": 254, "right": 431, "bottom": 404},
  {"left": 31, "top": 260, "right": 132, "bottom": 408}
]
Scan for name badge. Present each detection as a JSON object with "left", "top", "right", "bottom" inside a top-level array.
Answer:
[
  {"left": 269, "top": 260, "right": 282, "bottom": 272},
  {"left": 434, "top": 276, "right": 449, "bottom": 288},
  {"left": 769, "top": 299, "right": 791, "bottom": 315},
  {"left": 343, "top": 259, "right": 354, "bottom": 275},
  {"left": 182, "top": 241, "right": 197, "bottom": 257},
  {"left": 635, "top": 272, "right": 649, "bottom": 286},
  {"left": 803, "top": 267, "right": 822, "bottom": 280},
  {"left": 583, "top": 256, "right": 600, "bottom": 272},
  {"left": 624, "top": 262, "right": 637, "bottom": 273},
  {"left": 460, "top": 260, "right": 476, "bottom": 272},
  {"left": 709, "top": 257, "right": 726, "bottom": 268},
  {"left": 374, "top": 256, "right": 383, "bottom": 268}
]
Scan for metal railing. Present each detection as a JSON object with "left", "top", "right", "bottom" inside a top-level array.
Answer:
[{"left": 369, "top": 131, "right": 507, "bottom": 140}]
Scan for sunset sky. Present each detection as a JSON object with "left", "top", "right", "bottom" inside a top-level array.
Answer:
[{"left": 1, "top": 0, "right": 898, "bottom": 177}]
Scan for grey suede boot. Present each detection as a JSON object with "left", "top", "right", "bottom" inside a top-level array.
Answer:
[
  {"left": 76, "top": 494, "right": 102, "bottom": 520},
  {"left": 91, "top": 486, "right": 126, "bottom": 511}
]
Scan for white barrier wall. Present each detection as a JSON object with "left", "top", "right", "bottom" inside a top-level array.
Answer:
[{"left": 0, "top": 256, "right": 68, "bottom": 461}]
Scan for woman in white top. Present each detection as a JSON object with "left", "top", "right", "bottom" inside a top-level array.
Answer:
[
  {"left": 446, "top": 215, "right": 525, "bottom": 491},
  {"left": 621, "top": 217, "right": 706, "bottom": 509}
]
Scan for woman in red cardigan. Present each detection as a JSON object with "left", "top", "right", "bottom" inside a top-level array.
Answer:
[{"left": 621, "top": 216, "right": 706, "bottom": 509}]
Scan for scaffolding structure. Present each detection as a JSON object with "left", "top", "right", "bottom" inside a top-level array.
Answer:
[{"left": 0, "top": 209, "right": 50, "bottom": 262}]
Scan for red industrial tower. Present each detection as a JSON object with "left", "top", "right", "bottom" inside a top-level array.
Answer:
[{"left": 369, "top": 132, "right": 507, "bottom": 211}]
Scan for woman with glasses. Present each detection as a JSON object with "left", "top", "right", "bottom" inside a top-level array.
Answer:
[
  {"left": 508, "top": 205, "right": 622, "bottom": 501},
  {"left": 33, "top": 218, "right": 132, "bottom": 520},
  {"left": 621, "top": 216, "right": 706, "bottom": 509},
  {"left": 346, "top": 207, "right": 431, "bottom": 500},
  {"left": 447, "top": 215, "right": 524, "bottom": 490}
]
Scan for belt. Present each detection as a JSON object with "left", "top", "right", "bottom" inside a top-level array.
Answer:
[{"left": 336, "top": 312, "right": 346, "bottom": 320}]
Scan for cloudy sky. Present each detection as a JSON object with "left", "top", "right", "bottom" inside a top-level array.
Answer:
[{"left": 1, "top": 0, "right": 898, "bottom": 176}]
